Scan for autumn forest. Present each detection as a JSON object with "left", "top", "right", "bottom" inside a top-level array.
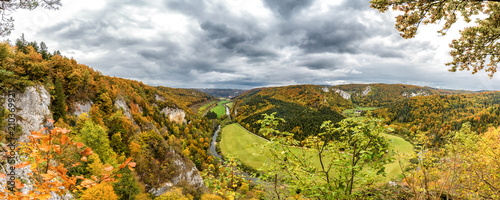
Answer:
[{"left": 3, "top": 0, "right": 500, "bottom": 199}]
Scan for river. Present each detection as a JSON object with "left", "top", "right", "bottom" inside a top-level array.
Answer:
[{"left": 209, "top": 124, "right": 260, "bottom": 183}]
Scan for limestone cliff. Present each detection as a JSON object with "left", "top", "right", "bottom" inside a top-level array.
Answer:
[
  {"left": 114, "top": 97, "right": 133, "bottom": 120},
  {"left": 332, "top": 88, "right": 351, "bottom": 100},
  {"left": 362, "top": 86, "right": 371, "bottom": 96},
  {"left": 149, "top": 147, "right": 205, "bottom": 196},
  {"left": 1, "top": 85, "right": 51, "bottom": 142},
  {"left": 161, "top": 107, "right": 186, "bottom": 124},
  {"left": 72, "top": 101, "right": 93, "bottom": 117}
]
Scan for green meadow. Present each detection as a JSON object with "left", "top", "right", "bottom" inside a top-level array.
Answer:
[{"left": 219, "top": 122, "right": 414, "bottom": 183}]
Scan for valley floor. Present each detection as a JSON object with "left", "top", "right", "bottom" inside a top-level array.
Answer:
[{"left": 219, "top": 121, "right": 414, "bottom": 183}]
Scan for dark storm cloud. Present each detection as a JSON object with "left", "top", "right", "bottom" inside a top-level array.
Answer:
[
  {"left": 23, "top": 0, "right": 496, "bottom": 90},
  {"left": 298, "top": 58, "right": 342, "bottom": 70},
  {"left": 262, "top": 0, "right": 315, "bottom": 18},
  {"left": 297, "top": 21, "right": 367, "bottom": 54}
]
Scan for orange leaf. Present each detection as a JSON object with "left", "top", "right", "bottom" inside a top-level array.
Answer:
[
  {"left": 81, "top": 179, "right": 95, "bottom": 188},
  {"left": 60, "top": 135, "right": 69, "bottom": 145},
  {"left": 81, "top": 156, "right": 87, "bottom": 162},
  {"left": 104, "top": 166, "right": 114, "bottom": 172},
  {"left": 119, "top": 158, "right": 133, "bottom": 169},
  {"left": 15, "top": 180, "right": 24, "bottom": 189},
  {"left": 0, "top": 174, "right": 5, "bottom": 178},
  {"left": 47, "top": 119, "right": 55, "bottom": 123},
  {"left": 40, "top": 144, "right": 51, "bottom": 152},
  {"left": 41, "top": 171, "right": 58, "bottom": 181},
  {"left": 53, "top": 145, "right": 61, "bottom": 154},
  {"left": 79, "top": 148, "right": 93, "bottom": 156},
  {"left": 128, "top": 162, "right": 136, "bottom": 167},
  {"left": 116, "top": 174, "right": 122, "bottom": 177},
  {"left": 15, "top": 161, "right": 30, "bottom": 169},
  {"left": 76, "top": 143, "right": 85, "bottom": 149},
  {"left": 55, "top": 165, "right": 68, "bottom": 176}
]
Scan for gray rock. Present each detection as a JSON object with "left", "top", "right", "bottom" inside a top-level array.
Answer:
[
  {"left": 114, "top": 97, "right": 133, "bottom": 120},
  {"left": 161, "top": 107, "right": 186, "bottom": 124},
  {"left": 362, "top": 86, "right": 371, "bottom": 96},
  {"left": 332, "top": 88, "right": 351, "bottom": 100},
  {"left": 72, "top": 101, "right": 93, "bottom": 117},
  {"left": 149, "top": 147, "right": 205, "bottom": 197},
  {"left": 1, "top": 85, "right": 51, "bottom": 143}
]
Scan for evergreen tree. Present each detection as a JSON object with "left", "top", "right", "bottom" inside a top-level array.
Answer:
[{"left": 52, "top": 78, "right": 67, "bottom": 122}]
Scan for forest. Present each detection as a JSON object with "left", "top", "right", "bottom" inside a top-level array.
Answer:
[
  {"left": 2, "top": 36, "right": 500, "bottom": 200},
  {"left": 0, "top": 37, "right": 249, "bottom": 199}
]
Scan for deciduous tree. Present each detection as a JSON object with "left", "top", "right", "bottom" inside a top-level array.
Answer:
[{"left": 370, "top": 0, "right": 500, "bottom": 77}]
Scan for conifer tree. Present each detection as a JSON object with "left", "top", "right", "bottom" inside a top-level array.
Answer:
[{"left": 52, "top": 78, "right": 67, "bottom": 122}]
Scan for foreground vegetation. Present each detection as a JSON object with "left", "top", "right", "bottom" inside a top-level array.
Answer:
[{"left": 219, "top": 119, "right": 414, "bottom": 184}]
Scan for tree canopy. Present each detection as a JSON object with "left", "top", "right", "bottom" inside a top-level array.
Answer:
[{"left": 370, "top": 0, "right": 500, "bottom": 77}]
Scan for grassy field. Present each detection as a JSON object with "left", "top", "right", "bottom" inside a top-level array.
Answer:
[
  {"left": 196, "top": 100, "right": 218, "bottom": 115},
  {"left": 226, "top": 102, "right": 233, "bottom": 108},
  {"left": 219, "top": 123, "right": 414, "bottom": 183},
  {"left": 343, "top": 106, "right": 379, "bottom": 117},
  {"left": 210, "top": 100, "right": 230, "bottom": 118}
]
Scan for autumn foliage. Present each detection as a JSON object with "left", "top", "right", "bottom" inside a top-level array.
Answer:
[{"left": 0, "top": 121, "right": 135, "bottom": 199}]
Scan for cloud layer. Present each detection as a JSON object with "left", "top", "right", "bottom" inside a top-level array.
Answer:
[{"left": 7, "top": 0, "right": 500, "bottom": 90}]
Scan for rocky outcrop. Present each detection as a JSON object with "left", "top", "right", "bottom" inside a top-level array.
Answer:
[
  {"left": 114, "top": 97, "right": 133, "bottom": 120},
  {"left": 0, "top": 151, "right": 33, "bottom": 196},
  {"left": 1, "top": 85, "right": 51, "bottom": 142},
  {"left": 73, "top": 101, "right": 93, "bottom": 117},
  {"left": 362, "top": 86, "right": 371, "bottom": 96},
  {"left": 161, "top": 107, "right": 186, "bottom": 124},
  {"left": 402, "top": 90, "right": 429, "bottom": 98},
  {"left": 333, "top": 88, "right": 351, "bottom": 100},
  {"left": 322, "top": 87, "right": 329, "bottom": 93},
  {"left": 149, "top": 148, "right": 205, "bottom": 196},
  {"left": 155, "top": 94, "right": 166, "bottom": 102}
]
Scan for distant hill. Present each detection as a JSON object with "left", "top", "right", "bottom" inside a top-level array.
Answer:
[
  {"left": 232, "top": 85, "right": 351, "bottom": 140},
  {"left": 331, "top": 83, "right": 476, "bottom": 107},
  {"left": 373, "top": 91, "right": 500, "bottom": 144},
  {"left": 230, "top": 83, "right": 477, "bottom": 141},
  {"left": 196, "top": 88, "right": 247, "bottom": 98}
]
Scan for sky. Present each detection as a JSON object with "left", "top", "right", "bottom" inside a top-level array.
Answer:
[{"left": 5, "top": 0, "right": 500, "bottom": 90}]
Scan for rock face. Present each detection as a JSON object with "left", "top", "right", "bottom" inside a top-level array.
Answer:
[
  {"left": 402, "top": 90, "right": 429, "bottom": 98},
  {"left": 114, "top": 97, "right": 133, "bottom": 120},
  {"left": 161, "top": 107, "right": 186, "bottom": 124},
  {"left": 333, "top": 88, "right": 351, "bottom": 100},
  {"left": 73, "top": 101, "right": 93, "bottom": 117},
  {"left": 149, "top": 148, "right": 205, "bottom": 196},
  {"left": 1, "top": 85, "right": 51, "bottom": 142},
  {"left": 362, "top": 86, "right": 371, "bottom": 96},
  {"left": 0, "top": 151, "right": 34, "bottom": 196},
  {"left": 322, "top": 86, "right": 329, "bottom": 93},
  {"left": 155, "top": 94, "right": 166, "bottom": 102}
]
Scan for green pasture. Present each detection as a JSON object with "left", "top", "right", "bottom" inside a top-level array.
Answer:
[
  {"left": 197, "top": 100, "right": 218, "bottom": 115},
  {"left": 343, "top": 106, "right": 379, "bottom": 117},
  {"left": 210, "top": 100, "right": 230, "bottom": 118},
  {"left": 219, "top": 123, "right": 414, "bottom": 183}
]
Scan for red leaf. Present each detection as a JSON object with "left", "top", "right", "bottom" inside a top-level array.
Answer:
[
  {"left": 79, "top": 148, "right": 93, "bottom": 156},
  {"left": 76, "top": 143, "right": 85, "bottom": 149}
]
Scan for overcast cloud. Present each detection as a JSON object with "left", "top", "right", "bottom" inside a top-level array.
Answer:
[{"left": 6, "top": 0, "right": 500, "bottom": 90}]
